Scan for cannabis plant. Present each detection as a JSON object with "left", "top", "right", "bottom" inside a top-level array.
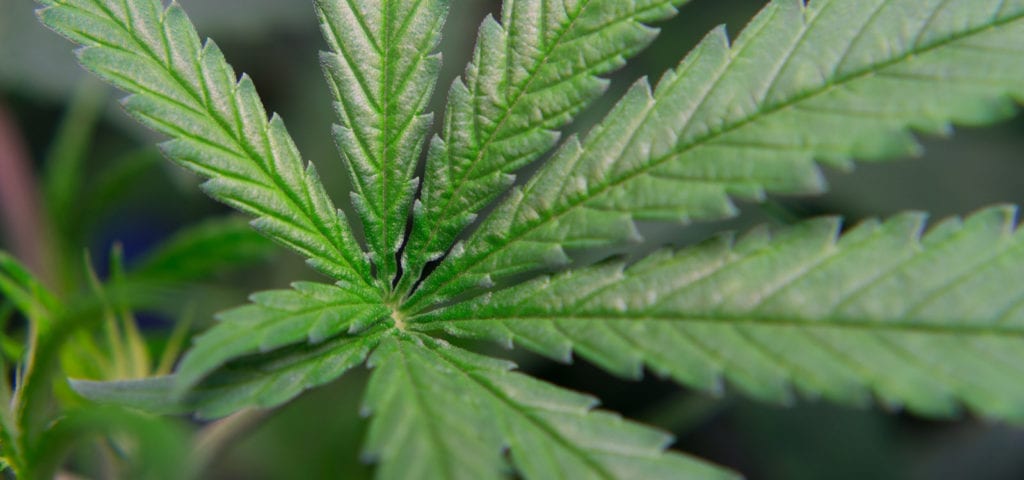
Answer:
[{"left": 27, "top": 0, "right": 1024, "bottom": 477}]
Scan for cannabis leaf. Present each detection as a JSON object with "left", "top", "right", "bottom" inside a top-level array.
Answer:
[
  {"left": 398, "top": 0, "right": 688, "bottom": 294},
  {"left": 34, "top": 0, "right": 1024, "bottom": 478},
  {"left": 407, "top": 0, "right": 1024, "bottom": 310},
  {"left": 74, "top": 321, "right": 388, "bottom": 420},
  {"left": 362, "top": 334, "right": 732, "bottom": 480},
  {"left": 318, "top": 0, "right": 448, "bottom": 286},
  {"left": 38, "top": 0, "right": 376, "bottom": 293},
  {"left": 174, "top": 281, "right": 388, "bottom": 403},
  {"left": 418, "top": 206, "right": 1024, "bottom": 419}
]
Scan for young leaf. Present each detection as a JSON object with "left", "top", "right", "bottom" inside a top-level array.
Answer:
[
  {"left": 36, "top": 0, "right": 377, "bottom": 293},
  {"left": 0, "top": 252, "right": 59, "bottom": 330},
  {"left": 174, "top": 282, "right": 389, "bottom": 397},
  {"left": 399, "top": 0, "right": 687, "bottom": 294},
  {"left": 317, "top": 0, "right": 448, "bottom": 286},
  {"left": 407, "top": 0, "right": 1024, "bottom": 310},
  {"left": 418, "top": 206, "right": 1024, "bottom": 420},
  {"left": 362, "top": 334, "right": 735, "bottom": 480}
]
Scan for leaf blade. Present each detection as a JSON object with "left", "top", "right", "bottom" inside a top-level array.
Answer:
[
  {"left": 420, "top": 206, "right": 1024, "bottom": 420},
  {"left": 74, "top": 328, "right": 380, "bottom": 420},
  {"left": 37, "top": 0, "right": 377, "bottom": 293},
  {"left": 174, "top": 281, "right": 389, "bottom": 400},
  {"left": 399, "top": 0, "right": 688, "bottom": 295},
  {"left": 317, "top": 0, "right": 449, "bottom": 285},
  {"left": 408, "top": 0, "right": 1024, "bottom": 311},
  {"left": 363, "top": 334, "right": 734, "bottom": 480}
]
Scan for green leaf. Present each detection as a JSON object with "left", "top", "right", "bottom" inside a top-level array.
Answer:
[
  {"left": 399, "top": 0, "right": 687, "bottom": 295},
  {"left": 406, "top": 0, "right": 1024, "bottom": 311},
  {"left": 0, "top": 251, "right": 59, "bottom": 329},
  {"left": 317, "top": 0, "right": 449, "bottom": 286},
  {"left": 129, "top": 216, "right": 275, "bottom": 284},
  {"left": 419, "top": 206, "right": 1024, "bottom": 421},
  {"left": 73, "top": 327, "right": 383, "bottom": 419},
  {"left": 71, "top": 376, "right": 185, "bottom": 416},
  {"left": 363, "top": 334, "right": 734, "bottom": 480},
  {"left": 173, "top": 282, "right": 389, "bottom": 400},
  {"left": 37, "top": 0, "right": 377, "bottom": 293},
  {"left": 30, "top": 405, "right": 188, "bottom": 480},
  {"left": 34, "top": 0, "right": 1024, "bottom": 478}
]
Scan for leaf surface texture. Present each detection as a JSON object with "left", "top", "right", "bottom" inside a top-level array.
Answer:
[
  {"left": 38, "top": 0, "right": 377, "bottom": 293},
  {"left": 174, "top": 282, "right": 388, "bottom": 401},
  {"left": 421, "top": 207, "right": 1024, "bottom": 419},
  {"left": 399, "top": 0, "right": 686, "bottom": 294},
  {"left": 409, "top": 0, "right": 1024, "bottom": 309},
  {"left": 318, "top": 0, "right": 448, "bottom": 284},
  {"left": 362, "top": 334, "right": 734, "bottom": 480}
]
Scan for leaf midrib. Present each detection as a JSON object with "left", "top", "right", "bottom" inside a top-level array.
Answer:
[
  {"left": 407, "top": 8, "right": 1024, "bottom": 311},
  {"left": 423, "top": 337, "right": 618, "bottom": 480},
  {"left": 394, "top": 339, "right": 457, "bottom": 480},
  {"left": 419, "top": 313, "right": 1024, "bottom": 338},
  {"left": 78, "top": 0, "right": 375, "bottom": 290},
  {"left": 416, "top": 0, "right": 684, "bottom": 260},
  {"left": 411, "top": 0, "right": 593, "bottom": 259}
]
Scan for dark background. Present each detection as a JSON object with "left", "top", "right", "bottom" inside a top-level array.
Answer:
[{"left": 2, "top": 0, "right": 1024, "bottom": 478}]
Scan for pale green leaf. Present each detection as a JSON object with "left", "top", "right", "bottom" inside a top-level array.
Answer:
[
  {"left": 399, "top": 0, "right": 687, "bottom": 295},
  {"left": 37, "top": 0, "right": 377, "bottom": 293},
  {"left": 317, "top": 0, "right": 448, "bottom": 285},
  {"left": 419, "top": 206, "right": 1024, "bottom": 421},
  {"left": 363, "top": 334, "right": 734, "bottom": 480},
  {"left": 407, "top": 0, "right": 1024, "bottom": 310}
]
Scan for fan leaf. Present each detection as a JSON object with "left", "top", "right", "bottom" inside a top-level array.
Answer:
[
  {"left": 407, "top": 0, "right": 1024, "bottom": 310},
  {"left": 74, "top": 326, "right": 383, "bottom": 420},
  {"left": 37, "top": 0, "right": 377, "bottom": 294},
  {"left": 399, "top": 0, "right": 688, "bottom": 295},
  {"left": 362, "top": 334, "right": 735, "bottom": 480},
  {"left": 174, "top": 282, "right": 388, "bottom": 399},
  {"left": 317, "top": 0, "right": 449, "bottom": 285},
  {"left": 419, "top": 206, "right": 1024, "bottom": 420}
]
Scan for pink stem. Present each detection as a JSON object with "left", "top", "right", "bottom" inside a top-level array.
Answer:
[{"left": 0, "top": 103, "right": 54, "bottom": 286}]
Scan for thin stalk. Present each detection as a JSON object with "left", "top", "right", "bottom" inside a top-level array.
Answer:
[
  {"left": 191, "top": 409, "right": 272, "bottom": 474},
  {"left": 0, "top": 104, "right": 53, "bottom": 287}
]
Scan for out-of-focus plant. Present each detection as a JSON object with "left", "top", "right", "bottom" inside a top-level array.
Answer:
[{"left": 0, "top": 53, "right": 275, "bottom": 478}]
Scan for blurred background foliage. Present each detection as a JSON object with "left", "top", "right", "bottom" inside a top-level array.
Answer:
[{"left": 1, "top": 0, "right": 1023, "bottom": 478}]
